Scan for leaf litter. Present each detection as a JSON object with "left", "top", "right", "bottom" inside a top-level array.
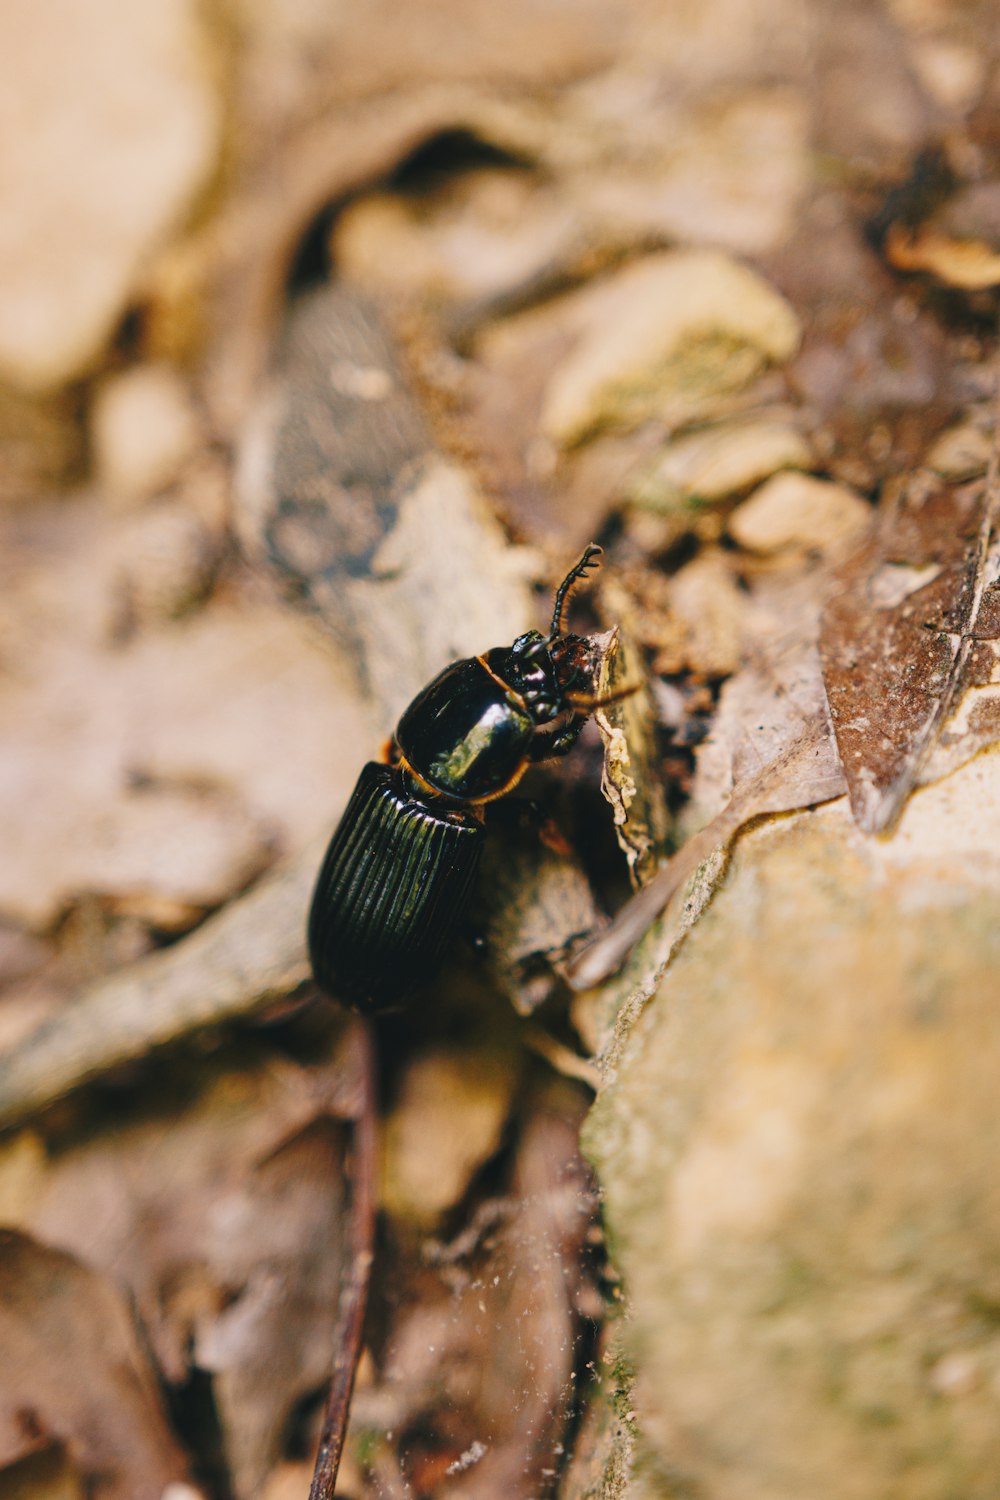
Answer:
[
  {"left": 569, "top": 401, "right": 1000, "bottom": 993},
  {"left": 3, "top": 5, "right": 1000, "bottom": 1498}
]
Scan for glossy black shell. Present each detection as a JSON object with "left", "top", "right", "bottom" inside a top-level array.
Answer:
[
  {"left": 396, "top": 656, "right": 534, "bottom": 801},
  {"left": 307, "top": 760, "right": 484, "bottom": 1010}
]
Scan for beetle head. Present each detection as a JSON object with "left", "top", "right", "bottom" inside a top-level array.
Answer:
[
  {"left": 500, "top": 546, "right": 604, "bottom": 724},
  {"left": 509, "top": 629, "right": 562, "bottom": 722},
  {"left": 505, "top": 628, "right": 598, "bottom": 724}
]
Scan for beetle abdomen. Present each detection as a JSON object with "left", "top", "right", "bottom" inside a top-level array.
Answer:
[{"left": 307, "top": 761, "right": 485, "bottom": 1011}]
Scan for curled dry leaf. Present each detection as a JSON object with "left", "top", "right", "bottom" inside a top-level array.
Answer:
[{"left": 0, "top": 1228, "right": 188, "bottom": 1499}]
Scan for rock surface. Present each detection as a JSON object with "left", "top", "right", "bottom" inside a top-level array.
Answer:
[{"left": 586, "top": 753, "right": 1000, "bottom": 1500}]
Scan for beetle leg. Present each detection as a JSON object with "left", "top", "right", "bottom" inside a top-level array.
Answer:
[{"left": 530, "top": 714, "right": 588, "bottom": 760}]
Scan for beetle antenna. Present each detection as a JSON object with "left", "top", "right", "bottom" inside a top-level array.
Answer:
[{"left": 549, "top": 544, "right": 603, "bottom": 638}]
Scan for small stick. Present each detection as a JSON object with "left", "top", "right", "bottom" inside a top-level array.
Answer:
[{"left": 308, "top": 1016, "right": 377, "bottom": 1500}]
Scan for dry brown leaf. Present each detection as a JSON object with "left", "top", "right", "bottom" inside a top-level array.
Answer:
[
  {"left": 0, "top": 844, "right": 319, "bottom": 1131},
  {"left": 593, "top": 626, "right": 667, "bottom": 887},
  {"left": 479, "top": 829, "right": 604, "bottom": 1015},
  {"left": 820, "top": 468, "right": 1000, "bottom": 832},
  {"left": 0, "top": 496, "right": 370, "bottom": 933},
  {"left": 199, "top": 1118, "right": 355, "bottom": 1497},
  {"left": 382, "top": 1046, "right": 519, "bottom": 1221}
]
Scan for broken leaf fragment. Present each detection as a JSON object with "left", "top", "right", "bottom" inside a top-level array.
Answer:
[
  {"left": 366, "top": 1087, "right": 600, "bottom": 1500},
  {"left": 382, "top": 1047, "right": 518, "bottom": 1221}
]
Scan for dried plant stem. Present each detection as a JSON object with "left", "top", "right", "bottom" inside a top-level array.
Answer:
[{"left": 309, "top": 1017, "right": 377, "bottom": 1500}]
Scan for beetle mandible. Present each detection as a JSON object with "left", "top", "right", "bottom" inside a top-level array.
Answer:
[{"left": 307, "top": 545, "right": 624, "bottom": 1011}]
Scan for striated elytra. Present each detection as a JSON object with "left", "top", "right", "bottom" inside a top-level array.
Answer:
[{"left": 307, "top": 546, "right": 624, "bottom": 1011}]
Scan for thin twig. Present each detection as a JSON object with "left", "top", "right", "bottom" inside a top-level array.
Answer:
[
  {"left": 911, "top": 370, "right": 1000, "bottom": 785},
  {"left": 309, "top": 1016, "right": 378, "bottom": 1500}
]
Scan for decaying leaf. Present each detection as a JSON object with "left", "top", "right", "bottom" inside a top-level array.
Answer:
[
  {"left": 382, "top": 1046, "right": 519, "bottom": 1221},
  {"left": 820, "top": 466, "right": 1000, "bottom": 832},
  {"left": 0, "top": 496, "right": 361, "bottom": 934},
  {"left": 354, "top": 1087, "right": 600, "bottom": 1500},
  {"left": 479, "top": 828, "right": 604, "bottom": 1016},
  {"left": 592, "top": 626, "right": 667, "bottom": 887},
  {"left": 0, "top": 1229, "right": 188, "bottom": 1500},
  {"left": 11, "top": 1025, "right": 369, "bottom": 1500}
]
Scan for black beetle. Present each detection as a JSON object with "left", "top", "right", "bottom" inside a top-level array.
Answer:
[{"left": 307, "top": 545, "right": 624, "bottom": 1011}]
